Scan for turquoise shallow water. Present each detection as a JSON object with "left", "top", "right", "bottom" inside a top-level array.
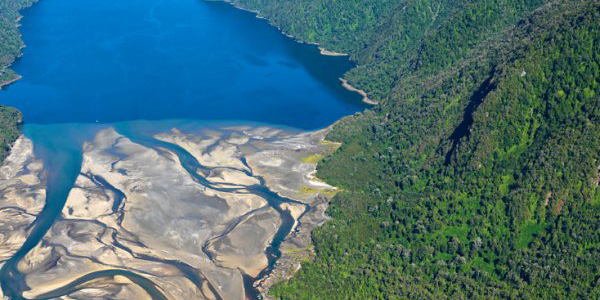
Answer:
[{"left": 0, "top": 0, "right": 364, "bottom": 298}]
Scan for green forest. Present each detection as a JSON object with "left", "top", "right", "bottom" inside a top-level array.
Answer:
[
  {"left": 0, "top": 0, "right": 31, "bottom": 161},
  {"left": 225, "top": 0, "right": 600, "bottom": 298}
]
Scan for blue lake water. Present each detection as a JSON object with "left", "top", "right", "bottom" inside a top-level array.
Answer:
[
  {"left": 0, "top": 0, "right": 364, "bottom": 298},
  {"left": 1, "top": 0, "right": 364, "bottom": 129}
]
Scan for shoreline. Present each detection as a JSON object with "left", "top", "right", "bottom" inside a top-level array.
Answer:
[
  {"left": 0, "top": 75, "right": 22, "bottom": 90},
  {"left": 319, "top": 47, "right": 348, "bottom": 57},
  {"left": 216, "top": 0, "right": 377, "bottom": 108},
  {"left": 340, "top": 78, "right": 378, "bottom": 105},
  {"left": 226, "top": 1, "right": 349, "bottom": 57},
  {"left": 0, "top": 13, "right": 28, "bottom": 91}
]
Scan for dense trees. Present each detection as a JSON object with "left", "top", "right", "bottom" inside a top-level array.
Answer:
[
  {"left": 0, "top": 105, "right": 21, "bottom": 160},
  {"left": 225, "top": 0, "right": 600, "bottom": 298}
]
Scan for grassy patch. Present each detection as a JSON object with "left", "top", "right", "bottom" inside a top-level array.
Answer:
[
  {"left": 298, "top": 186, "right": 338, "bottom": 198},
  {"left": 302, "top": 153, "right": 325, "bottom": 164},
  {"left": 516, "top": 221, "right": 543, "bottom": 249}
]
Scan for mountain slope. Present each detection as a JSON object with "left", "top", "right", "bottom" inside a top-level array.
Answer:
[{"left": 223, "top": 0, "right": 600, "bottom": 298}]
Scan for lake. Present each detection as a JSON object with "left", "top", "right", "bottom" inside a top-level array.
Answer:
[{"left": 0, "top": 0, "right": 363, "bottom": 129}]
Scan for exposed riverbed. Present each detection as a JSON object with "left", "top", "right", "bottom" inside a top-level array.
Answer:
[{"left": 0, "top": 121, "right": 339, "bottom": 299}]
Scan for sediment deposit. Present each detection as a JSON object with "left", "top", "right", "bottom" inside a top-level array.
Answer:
[{"left": 0, "top": 123, "right": 338, "bottom": 299}]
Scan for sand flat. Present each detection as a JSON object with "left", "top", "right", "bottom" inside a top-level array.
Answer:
[{"left": 0, "top": 124, "right": 338, "bottom": 299}]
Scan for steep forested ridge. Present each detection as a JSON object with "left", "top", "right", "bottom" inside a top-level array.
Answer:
[
  {"left": 0, "top": 0, "right": 31, "bottom": 161},
  {"left": 224, "top": 0, "right": 600, "bottom": 298}
]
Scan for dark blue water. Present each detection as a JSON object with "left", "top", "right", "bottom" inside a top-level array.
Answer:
[
  {"left": 0, "top": 0, "right": 364, "bottom": 298},
  {"left": 0, "top": 0, "right": 364, "bottom": 128}
]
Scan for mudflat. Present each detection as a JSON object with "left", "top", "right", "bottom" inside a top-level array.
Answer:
[{"left": 0, "top": 123, "right": 338, "bottom": 299}]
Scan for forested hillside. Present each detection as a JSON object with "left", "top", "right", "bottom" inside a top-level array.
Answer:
[
  {"left": 0, "top": 0, "right": 31, "bottom": 161},
  {"left": 224, "top": 0, "right": 600, "bottom": 298}
]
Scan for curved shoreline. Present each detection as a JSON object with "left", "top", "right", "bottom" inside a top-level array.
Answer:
[
  {"left": 212, "top": 0, "right": 376, "bottom": 107},
  {"left": 213, "top": 0, "right": 345, "bottom": 56},
  {"left": 339, "top": 78, "right": 378, "bottom": 105},
  {"left": 319, "top": 47, "right": 348, "bottom": 57}
]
